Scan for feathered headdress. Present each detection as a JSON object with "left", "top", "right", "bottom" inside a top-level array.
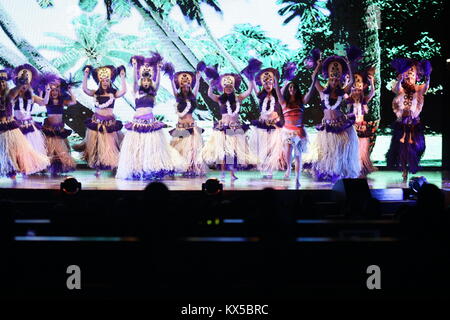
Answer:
[
  {"left": 255, "top": 67, "right": 280, "bottom": 87},
  {"left": 84, "top": 65, "right": 124, "bottom": 84},
  {"left": 0, "top": 68, "right": 13, "bottom": 82},
  {"left": 322, "top": 56, "right": 349, "bottom": 82},
  {"left": 205, "top": 65, "right": 241, "bottom": 91},
  {"left": 13, "top": 64, "right": 39, "bottom": 88}
]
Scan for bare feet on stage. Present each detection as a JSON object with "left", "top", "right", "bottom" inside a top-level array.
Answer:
[
  {"left": 283, "top": 171, "right": 291, "bottom": 180},
  {"left": 402, "top": 170, "right": 408, "bottom": 183}
]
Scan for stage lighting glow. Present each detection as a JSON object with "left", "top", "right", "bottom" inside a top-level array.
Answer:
[{"left": 409, "top": 176, "right": 428, "bottom": 193}]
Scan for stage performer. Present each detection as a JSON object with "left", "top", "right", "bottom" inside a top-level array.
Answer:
[
  {"left": 116, "top": 53, "right": 186, "bottom": 180},
  {"left": 38, "top": 73, "right": 78, "bottom": 175},
  {"left": 82, "top": 64, "right": 126, "bottom": 176},
  {"left": 271, "top": 62, "right": 317, "bottom": 185},
  {"left": 166, "top": 61, "right": 208, "bottom": 176},
  {"left": 0, "top": 69, "right": 50, "bottom": 178},
  {"left": 347, "top": 70, "right": 377, "bottom": 177},
  {"left": 386, "top": 58, "right": 431, "bottom": 181},
  {"left": 304, "top": 52, "right": 360, "bottom": 181},
  {"left": 202, "top": 65, "right": 257, "bottom": 180},
  {"left": 9, "top": 64, "right": 49, "bottom": 156},
  {"left": 248, "top": 66, "right": 285, "bottom": 178}
]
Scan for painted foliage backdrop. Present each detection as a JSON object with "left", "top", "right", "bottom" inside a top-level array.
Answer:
[{"left": 0, "top": 0, "right": 445, "bottom": 165}]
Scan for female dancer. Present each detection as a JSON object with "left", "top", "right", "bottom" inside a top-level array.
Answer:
[
  {"left": 0, "top": 69, "right": 50, "bottom": 178},
  {"left": 386, "top": 58, "right": 431, "bottom": 181},
  {"left": 82, "top": 64, "right": 126, "bottom": 176},
  {"left": 305, "top": 55, "right": 360, "bottom": 181},
  {"left": 347, "top": 71, "right": 376, "bottom": 177},
  {"left": 249, "top": 67, "right": 284, "bottom": 178},
  {"left": 116, "top": 54, "right": 186, "bottom": 180},
  {"left": 272, "top": 64, "right": 317, "bottom": 185},
  {"left": 202, "top": 67, "right": 257, "bottom": 180},
  {"left": 40, "top": 74, "right": 77, "bottom": 175},
  {"left": 10, "top": 64, "right": 49, "bottom": 156},
  {"left": 168, "top": 62, "right": 207, "bottom": 176}
]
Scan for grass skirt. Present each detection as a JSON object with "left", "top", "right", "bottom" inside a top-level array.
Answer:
[
  {"left": 202, "top": 121, "right": 257, "bottom": 170},
  {"left": 83, "top": 113, "right": 123, "bottom": 170},
  {"left": 304, "top": 126, "right": 360, "bottom": 181},
  {"left": 248, "top": 126, "right": 284, "bottom": 173},
  {"left": 170, "top": 122, "right": 207, "bottom": 176},
  {"left": 17, "top": 118, "right": 47, "bottom": 156},
  {"left": 42, "top": 119, "right": 76, "bottom": 174},
  {"left": 385, "top": 118, "right": 425, "bottom": 174},
  {"left": 116, "top": 116, "right": 187, "bottom": 180},
  {"left": 1, "top": 117, "right": 50, "bottom": 176},
  {"left": 358, "top": 137, "right": 377, "bottom": 176}
]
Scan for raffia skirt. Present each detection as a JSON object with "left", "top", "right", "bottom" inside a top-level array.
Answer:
[
  {"left": 0, "top": 117, "right": 50, "bottom": 177},
  {"left": 202, "top": 120, "right": 257, "bottom": 170},
  {"left": 170, "top": 121, "right": 207, "bottom": 176},
  {"left": 116, "top": 114, "right": 187, "bottom": 180}
]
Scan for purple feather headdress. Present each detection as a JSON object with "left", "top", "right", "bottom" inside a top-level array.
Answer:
[
  {"left": 322, "top": 56, "right": 349, "bottom": 81},
  {"left": 13, "top": 64, "right": 39, "bottom": 88},
  {"left": 240, "top": 58, "right": 262, "bottom": 81},
  {"left": 282, "top": 62, "right": 297, "bottom": 81},
  {"left": 36, "top": 72, "right": 60, "bottom": 92},
  {"left": 391, "top": 58, "right": 415, "bottom": 75},
  {"left": 0, "top": 68, "right": 12, "bottom": 81},
  {"left": 255, "top": 67, "right": 280, "bottom": 86},
  {"left": 85, "top": 65, "right": 118, "bottom": 83},
  {"left": 304, "top": 48, "right": 322, "bottom": 69}
]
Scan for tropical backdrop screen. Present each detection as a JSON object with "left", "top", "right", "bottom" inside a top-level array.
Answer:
[{"left": 0, "top": 0, "right": 445, "bottom": 166}]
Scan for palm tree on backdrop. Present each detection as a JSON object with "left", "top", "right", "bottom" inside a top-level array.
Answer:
[
  {"left": 278, "top": 0, "right": 381, "bottom": 153},
  {"left": 39, "top": 14, "right": 149, "bottom": 81}
]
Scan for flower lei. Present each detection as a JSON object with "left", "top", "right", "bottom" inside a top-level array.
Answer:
[
  {"left": 18, "top": 97, "right": 34, "bottom": 116},
  {"left": 226, "top": 100, "right": 240, "bottom": 116},
  {"left": 353, "top": 102, "right": 363, "bottom": 117},
  {"left": 94, "top": 94, "right": 115, "bottom": 109},
  {"left": 323, "top": 94, "right": 343, "bottom": 110},
  {"left": 261, "top": 94, "right": 275, "bottom": 116},
  {"left": 176, "top": 100, "right": 191, "bottom": 118}
]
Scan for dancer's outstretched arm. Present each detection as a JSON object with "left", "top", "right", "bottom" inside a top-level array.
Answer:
[
  {"left": 366, "top": 74, "right": 376, "bottom": 103},
  {"left": 274, "top": 77, "right": 285, "bottom": 107},
  {"left": 170, "top": 77, "right": 178, "bottom": 97},
  {"left": 154, "top": 62, "right": 162, "bottom": 91},
  {"left": 313, "top": 61, "right": 324, "bottom": 98},
  {"left": 238, "top": 80, "right": 254, "bottom": 101},
  {"left": 303, "top": 68, "right": 319, "bottom": 105},
  {"left": 131, "top": 58, "right": 139, "bottom": 95},
  {"left": 392, "top": 74, "right": 404, "bottom": 94},
  {"left": 115, "top": 69, "right": 127, "bottom": 98},
  {"left": 419, "top": 75, "right": 430, "bottom": 95},
  {"left": 65, "top": 87, "right": 77, "bottom": 106},
  {"left": 207, "top": 82, "right": 219, "bottom": 103},
  {"left": 82, "top": 67, "right": 95, "bottom": 97},
  {"left": 343, "top": 58, "right": 354, "bottom": 92},
  {"left": 33, "top": 85, "right": 50, "bottom": 106},
  {"left": 193, "top": 71, "right": 201, "bottom": 97}
]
